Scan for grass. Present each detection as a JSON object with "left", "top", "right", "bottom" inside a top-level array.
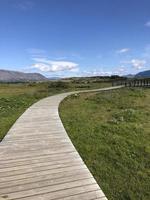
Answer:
[
  {"left": 59, "top": 87, "right": 150, "bottom": 200},
  {"left": 0, "top": 80, "right": 110, "bottom": 141}
]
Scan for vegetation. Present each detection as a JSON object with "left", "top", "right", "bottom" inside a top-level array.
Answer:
[
  {"left": 60, "top": 88, "right": 150, "bottom": 200},
  {"left": 0, "top": 80, "right": 111, "bottom": 141}
]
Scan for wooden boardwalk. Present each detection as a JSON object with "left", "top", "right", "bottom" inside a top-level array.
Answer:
[{"left": 0, "top": 86, "right": 123, "bottom": 200}]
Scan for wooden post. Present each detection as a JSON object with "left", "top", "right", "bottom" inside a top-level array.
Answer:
[{"left": 139, "top": 80, "right": 142, "bottom": 87}]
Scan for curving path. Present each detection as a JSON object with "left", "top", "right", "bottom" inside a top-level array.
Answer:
[{"left": 0, "top": 86, "right": 123, "bottom": 200}]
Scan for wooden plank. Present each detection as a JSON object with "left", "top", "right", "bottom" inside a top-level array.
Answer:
[
  {"left": 3, "top": 185, "right": 102, "bottom": 200},
  {"left": 0, "top": 87, "right": 120, "bottom": 200},
  {"left": 0, "top": 152, "right": 79, "bottom": 165},
  {"left": 0, "top": 168, "right": 90, "bottom": 190},
  {"left": 0, "top": 165, "right": 87, "bottom": 183},
  {"left": 0, "top": 153, "right": 80, "bottom": 169},
  {"left": 0, "top": 173, "right": 92, "bottom": 195},
  {"left": 2, "top": 180, "right": 98, "bottom": 200},
  {"left": 0, "top": 160, "right": 84, "bottom": 177}
]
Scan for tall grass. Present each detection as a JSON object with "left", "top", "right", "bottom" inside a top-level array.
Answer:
[
  {"left": 0, "top": 81, "right": 111, "bottom": 140},
  {"left": 60, "top": 88, "right": 150, "bottom": 200}
]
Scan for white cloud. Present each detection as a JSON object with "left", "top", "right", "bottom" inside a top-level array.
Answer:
[
  {"left": 130, "top": 59, "right": 146, "bottom": 69},
  {"left": 31, "top": 58, "right": 79, "bottom": 72},
  {"left": 117, "top": 48, "right": 130, "bottom": 54},
  {"left": 145, "top": 21, "right": 150, "bottom": 27},
  {"left": 70, "top": 68, "right": 79, "bottom": 72},
  {"left": 124, "top": 59, "right": 146, "bottom": 70},
  {"left": 116, "top": 66, "right": 126, "bottom": 73},
  {"left": 82, "top": 69, "right": 113, "bottom": 77},
  {"left": 31, "top": 63, "right": 51, "bottom": 72},
  {"left": 80, "top": 66, "right": 128, "bottom": 77}
]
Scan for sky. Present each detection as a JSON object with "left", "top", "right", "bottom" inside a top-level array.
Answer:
[{"left": 0, "top": 0, "right": 150, "bottom": 77}]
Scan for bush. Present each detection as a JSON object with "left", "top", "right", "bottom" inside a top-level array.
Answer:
[{"left": 48, "top": 81, "right": 69, "bottom": 89}]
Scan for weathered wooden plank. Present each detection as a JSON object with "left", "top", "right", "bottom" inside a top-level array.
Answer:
[
  {"left": 0, "top": 151, "right": 78, "bottom": 165},
  {"left": 0, "top": 87, "right": 120, "bottom": 200},
  {"left": 0, "top": 173, "right": 92, "bottom": 195},
  {"left": 2, "top": 185, "right": 102, "bottom": 200},
  {"left": 53, "top": 190, "right": 105, "bottom": 200},
  {"left": 0, "top": 153, "right": 80, "bottom": 169},
  {"left": 0, "top": 159, "right": 84, "bottom": 178},
  {"left": 0, "top": 157, "right": 83, "bottom": 173},
  {"left": 0, "top": 165, "right": 87, "bottom": 183},
  {"left": 2, "top": 179, "right": 98, "bottom": 200},
  {"left": 0, "top": 168, "right": 90, "bottom": 189},
  {"left": 0, "top": 147, "right": 76, "bottom": 160},
  {"left": 0, "top": 161, "right": 84, "bottom": 178}
]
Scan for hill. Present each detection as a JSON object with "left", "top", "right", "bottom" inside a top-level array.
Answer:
[
  {"left": 0, "top": 69, "right": 47, "bottom": 82},
  {"left": 135, "top": 70, "right": 150, "bottom": 78}
]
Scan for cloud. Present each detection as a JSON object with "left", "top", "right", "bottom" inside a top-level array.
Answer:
[
  {"left": 117, "top": 48, "right": 130, "bottom": 54},
  {"left": 79, "top": 66, "right": 128, "bottom": 77},
  {"left": 81, "top": 69, "right": 113, "bottom": 77},
  {"left": 116, "top": 66, "right": 126, "bottom": 73},
  {"left": 31, "top": 58, "right": 79, "bottom": 72},
  {"left": 31, "top": 63, "right": 51, "bottom": 72},
  {"left": 70, "top": 68, "right": 79, "bottom": 72},
  {"left": 145, "top": 21, "right": 150, "bottom": 27},
  {"left": 124, "top": 59, "right": 146, "bottom": 69},
  {"left": 131, "top": 59, "right": 146, "bottom": 69}
]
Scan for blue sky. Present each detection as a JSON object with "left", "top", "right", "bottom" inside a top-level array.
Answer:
[{"left": 0, "top": 0, "right": 150, "bottom": 77}]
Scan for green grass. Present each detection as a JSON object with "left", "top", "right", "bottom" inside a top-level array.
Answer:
[
  {"left": 59, "top": 88, "right": 150, "bottom": 200},
  {"left": 0, "top": 81, "right": 110, "bottom": 141},
  {"left": 0, "top": 82, "right": 55, "bottom": 140}
]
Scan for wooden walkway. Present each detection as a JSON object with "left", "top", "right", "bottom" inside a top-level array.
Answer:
[{"left": 0, "top": 86, "right": 123, "bottom": 200}]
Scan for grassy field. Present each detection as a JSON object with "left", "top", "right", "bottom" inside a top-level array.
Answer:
[
  {"left": 0, "top": 80, "right": 110, "bottom": 141},
  {"left": 60, "top": 88, "right": 150, "bottom": 200}
]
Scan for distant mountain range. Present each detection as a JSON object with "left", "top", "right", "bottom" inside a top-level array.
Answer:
[
  {"left": 124, "top": 70, "right": 150, "bottom": 78},
  {"left": 0, "top": 69, "right": 47, "bottom": 82},
  {"left": 0, "top": 69, "right": 149, "bottom": 82},
  {"left": 124, "top": 74, "right": 135, "bottom": 78},
  {"left": 135, "top": 70, "right": 150, "bottom": 78}
]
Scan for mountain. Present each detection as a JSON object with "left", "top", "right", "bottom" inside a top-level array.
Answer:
[
  {"left": 124, "top": 74, "right": 135, "bottom": 78},
  {"left": 47, "top": 77, "right": 61, "bottom": 80},
  {"left": 0, "top": 69, "right": 47, "bottom": 82},
  {"left": 135, "top": 70, "right": 150, "bottom": 78}
]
